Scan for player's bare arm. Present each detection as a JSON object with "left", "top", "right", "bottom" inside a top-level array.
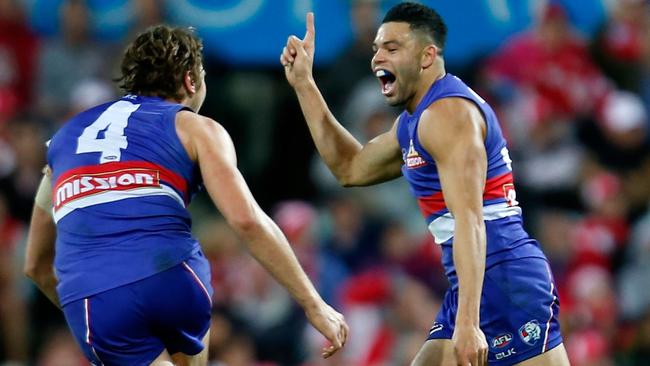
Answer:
[
  {"left": 175, "top": 110, "right": 348, "bottom": 358},
  {"left": 24, "top": 174, "right": 60, "bottom": 308},
  {"left": 418, "top": 97, "right": 489, "bottom": 366},
  {"left": 281, "top": 13, "right": 403, "bottom": 186}
]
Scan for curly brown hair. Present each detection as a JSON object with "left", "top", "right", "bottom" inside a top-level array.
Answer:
[{"left": 116, "top": 25, "right": 204, "bottom": 101}]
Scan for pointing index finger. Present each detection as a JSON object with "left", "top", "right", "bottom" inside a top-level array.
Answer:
[{"left": 304, "top": 12, "right": 315, "bottom": 45}]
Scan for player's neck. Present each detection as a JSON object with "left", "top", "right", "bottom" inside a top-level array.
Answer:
[
  {"left": 172, "top": 95, "right": 192, "bottom": 110},
  {"left": 406, "top": 65, "right": 445, "bottom": 113}
]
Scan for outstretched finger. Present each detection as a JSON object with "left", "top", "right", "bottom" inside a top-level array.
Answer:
[{"left": 304, "top": 12, "right": 315, "bottom": 47}]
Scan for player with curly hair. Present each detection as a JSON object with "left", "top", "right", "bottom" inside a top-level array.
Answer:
[{"left": 25, "top": 25, "right": 348, "bottom": 366}]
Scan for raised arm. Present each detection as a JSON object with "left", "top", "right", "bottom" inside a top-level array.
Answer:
[
  {"left": 24, "top": 173, "right": 60, "bottom": 308},
  {"left": 281, "top": 13, "right": 402, "bottom": 187},
  {"left": 418, "top": 98, "right": 488, "bottom": 366},
  {"left": 175, "top": 111, "right": 348, "bottom": 358}
]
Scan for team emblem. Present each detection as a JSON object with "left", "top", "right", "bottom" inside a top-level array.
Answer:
[
  {"left": 405, "top": 139, "right": 427, "bottom": 169},
  {"left": 518, "top": 320, "right": 541, "bottom": 346}
]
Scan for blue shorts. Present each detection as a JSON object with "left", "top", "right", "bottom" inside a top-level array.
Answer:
[
  {"left": 62, "top": 251, "right": 213, "bottom": 365},
  {"left": 427, "top": 257, "right": 563, "bottom": 365}
]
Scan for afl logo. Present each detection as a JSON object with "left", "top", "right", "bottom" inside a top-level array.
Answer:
[{"left": 491, "top": 333, "right": 513, "bottom": 349}]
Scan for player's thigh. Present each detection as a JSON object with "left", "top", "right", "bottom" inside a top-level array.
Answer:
[
  {"left": 171, "top": 329, "right": 210, "bottom": 366},
  {"left": 411, "top": 339, "right": 456, "bottom": 366},
  {"left": 148, "top": 253, "right": 212, "bottom": 357},
  {"left": 515, "top": 343, "right": 569, "bottom": 366}
]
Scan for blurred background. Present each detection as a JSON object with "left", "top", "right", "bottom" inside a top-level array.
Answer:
[{"left": 1, "top": 0, "right": 650, "bottom": 365}]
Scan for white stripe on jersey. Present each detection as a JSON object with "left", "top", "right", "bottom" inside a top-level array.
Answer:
[
  {"left": 53, "top": 184, "right": 185, "bottom": 223},
  {"left": 427, "top": 202, "right": 522, "bottom": 244}
]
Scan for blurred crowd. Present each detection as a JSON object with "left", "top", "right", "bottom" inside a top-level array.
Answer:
[{"left": 1, "top": 0, "right": 650, "bottom": 365}]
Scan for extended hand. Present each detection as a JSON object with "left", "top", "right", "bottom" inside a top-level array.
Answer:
[
  {"left": 304, "top": 301, "right": 349, "bottom": 358},
  {"left": 280, "top": 12, "right": 315, "bottom": 88},
  {"left": 452, "top": 323, "right": 488, "bottom": 366}
]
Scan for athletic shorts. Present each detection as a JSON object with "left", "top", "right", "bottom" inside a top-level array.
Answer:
[
  {"left": 427, "top": 257, "right": 563, "bottom": 365},
  {"left": 62, "top": 251, "right": 213, "bottom": 365}
]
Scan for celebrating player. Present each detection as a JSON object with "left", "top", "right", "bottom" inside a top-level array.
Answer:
[
  {"left": 24, "top": 24, "right": 348, "bottom": 365},
  {"left": 281, "top": 3, "right": 570, "bottom": 366}
]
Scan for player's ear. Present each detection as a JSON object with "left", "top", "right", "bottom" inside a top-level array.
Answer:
[
  {"left": 421, "top": 44, "right": 437, "bottom": 69},
  {"left": 183, "top": 70, "right": 196, "bottom": 95}
]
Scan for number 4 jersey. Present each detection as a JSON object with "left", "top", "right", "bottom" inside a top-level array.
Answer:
[
  {"left": 48, "top": 95, "right": 203, "bottom": 306},
  {"left": 396, "top": 74, "right": 548, "bottom": 286}
]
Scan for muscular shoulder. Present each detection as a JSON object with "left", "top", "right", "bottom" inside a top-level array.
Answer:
[
  {"left": 176, "top": 110, "right": 225, "bottom": 135},
  {"left": 422, "top": 97, "right": 484, "bottom": 131},
  {"left": 175, "top": 110, "right": 228, "bottom": 161},
  {"left": 418, "top": 97, "right": 486, "bottom": 158}
]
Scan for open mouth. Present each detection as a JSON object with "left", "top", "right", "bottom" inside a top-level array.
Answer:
[{"left": 376, "top": 69, "right": 396, "bottom": 96}]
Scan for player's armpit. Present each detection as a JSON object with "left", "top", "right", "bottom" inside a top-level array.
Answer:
[
  {"left": 34, "top": 173, "right": 53, "bottom": 213},
  {"left": 339, "top": 119, "right": 403, "bottom": 187}
]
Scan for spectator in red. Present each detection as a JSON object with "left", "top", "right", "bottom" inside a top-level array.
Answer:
[
  {"left": 0, "top": 0, "right": 39, "bottom": 121},
  {"left": 563, "top": 265, "right": 618, "bottom": 366},
  {"left": 591, "top": 0, "right": 650, "bottom": 93},
  {"left": 570, "top": 171, "right": 629, "bottom": 272},
  {"left": 482, "top": 1, "right": 611, "bottom": 134},
  {"left": 0, "top": 192, "right": 28, "bottom": 364}
]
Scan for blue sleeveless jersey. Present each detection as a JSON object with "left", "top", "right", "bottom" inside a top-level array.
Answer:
[
  {"left": 48, "top": 95, "right": 202, "bottom": 306},
  {"left": 396, "top": 74, "right": 547, "bottom": 284}
]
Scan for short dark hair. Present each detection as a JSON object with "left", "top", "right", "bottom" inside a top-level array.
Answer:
[
  {"left": 116, "top": 25, "right": 203, "bottom": 101},
  {"left": 382, "top": 2, "right": 447, "bottom": 52}
]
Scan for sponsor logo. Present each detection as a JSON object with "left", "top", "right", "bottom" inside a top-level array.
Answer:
[
  {"left": 428, "top": 322, "right": 444, "bottom": 334},
  {"left": 54, "top": 168, "right": 160, "bottom": 211},
  {"left": 503, "top": 183, "right": 519, "bottom": 207},
  {"left": 519, "top": 320, "right": 541, "bottom": 346},
  {"left": 404, "top": 139, "right": 427, "bottom": 169},
  {"left": 491, "top": 333, "right": 513, "bottom": 349},
  {"left": 495, "top": 348, "right": 516, "bottom": 360}
]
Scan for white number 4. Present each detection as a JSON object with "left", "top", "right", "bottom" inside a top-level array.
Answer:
[{"left": 76, "top": 101, "right": 140, "bottom": 164}]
